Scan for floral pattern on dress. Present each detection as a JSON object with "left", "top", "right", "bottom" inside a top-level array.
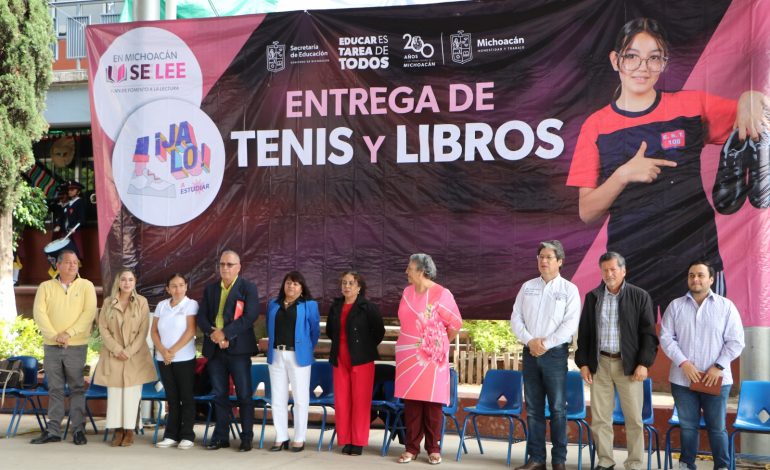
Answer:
[{"left": 395, "top": 283, "right": 462, "bottom": 404}]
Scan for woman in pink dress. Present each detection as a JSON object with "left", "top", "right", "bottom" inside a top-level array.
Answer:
[{"left": 395, "top": 253, "right": 462, "bottom": 465}]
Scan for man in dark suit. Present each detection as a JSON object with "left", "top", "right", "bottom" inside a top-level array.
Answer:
[{"left": 197, "top": 250, "right": 260, "bottom": 452}]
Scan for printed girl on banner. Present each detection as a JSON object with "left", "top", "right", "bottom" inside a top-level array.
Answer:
[{"left": 566, "top": 17, "right": 769, "bottom": 316}]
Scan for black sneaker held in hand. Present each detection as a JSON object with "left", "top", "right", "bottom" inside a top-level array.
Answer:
[{"left": 713, "top": 129, "right": 755, "bottom": 215}]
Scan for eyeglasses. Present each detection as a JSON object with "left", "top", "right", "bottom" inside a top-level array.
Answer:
[
  {"left": 619, "top": 53, "right": 668, "bottom": 73},
  {"left": 341, "top": 280, "right": 357, "bottom": 286},
  {"left": 537, "top": 255, "right": 557, "bottom": 261},
  {"left": 218, "top": 262, "right": 239, "bottom": 268}
]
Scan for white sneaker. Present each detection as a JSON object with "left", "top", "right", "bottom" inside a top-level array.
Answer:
[
  {"left": 156, "top": 438, "right": 178, "bottom": 448},
  {"left": 177, "top": 439, "right": 194, "bottom": 450}
]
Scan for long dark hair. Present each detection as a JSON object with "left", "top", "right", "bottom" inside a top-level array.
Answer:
[
  {"left": 612, "top": 17, "right": 670, "bottom": 100},
  {"left": 277, "top": 271, "right": 313, "bottom": 302}
]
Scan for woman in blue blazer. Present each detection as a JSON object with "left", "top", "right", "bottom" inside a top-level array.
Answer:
[{"left": 266, "top": 271, "right": 320, "bottom": 452}]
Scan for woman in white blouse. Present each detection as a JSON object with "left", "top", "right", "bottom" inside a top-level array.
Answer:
[{"left": 151, "top": 273, "right": 199, "bottom": 450}]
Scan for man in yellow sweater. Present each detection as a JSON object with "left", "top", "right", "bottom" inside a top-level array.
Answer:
[{"left": 31, "top": 250, "right": 97, "bottom": 445}]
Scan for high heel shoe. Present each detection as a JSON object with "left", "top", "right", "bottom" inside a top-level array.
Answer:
[
  {"left": 290, "top": 442, "right": 305, "bottom": 452},
  {"left": 270, "top": 440, "right": 289, "bottom": 452}
]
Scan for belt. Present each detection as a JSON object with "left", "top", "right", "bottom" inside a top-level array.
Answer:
[
  {"left": 523, "top": 342, "right": 570, "bottom": 352},
  {"left": 274, "top": 345, "right": 295, "bottom": 351},
  {"left": 600, "top": 351, "right": 621, "bottom": 359}
]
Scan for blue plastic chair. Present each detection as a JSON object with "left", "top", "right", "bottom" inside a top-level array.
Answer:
[
  {"left": 13, "top": 373, "right": 95, "bottom": 439},
  {"left": 12, "top": 378, "right": 50, "bottom": 436},
  {"left": 664, "top": 406, "right": 708, "bottom": 470},
  {"left": 10, "top": 356, "right": 39, "bottom": 389},
  {"left": 729, "top": 381, "right": 770, "bottom": 470},
  {"left": 456, "top": 369, "right": 528, "bottom": 466},
  {"left": 84, "top": 383, "right": 109, "bottom": 441},
  {"left": 327, "top": 363, "right": 402, "bottom": 454},
  {"left": 193, "top": 391, "right": 216, "bottom": 445},
  {"left": 3, "top": 355, "right": 39, "bottom": 437},
  {"left": 371, "top": 366, "right": 403, "bottom": 456},
  {"left": 606, "top": 378, "right": 661, "bottom": 470},
  {"left": 441, "top": 368, "right": 467, "bottom": 454},
  {"left": 307, "top": 361, "right": 335, "bottom": 451},
  {"left": 251, "top": 363, "right": 271, "bottom": 449},
  {"left": 544, "top": 370, "right": 594, "bottom": 470},
  {"left": 140, "top": 381, "right": 167, "bottom": 444}
]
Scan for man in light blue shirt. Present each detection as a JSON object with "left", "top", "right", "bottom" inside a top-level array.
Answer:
[
  {"left": 511, "top": 240, "right": 581, "bottom": 470},
  {"left": 660, "top": 260, "right": 745, "bottom": 470}
]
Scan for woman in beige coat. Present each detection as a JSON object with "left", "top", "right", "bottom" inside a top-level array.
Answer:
[{"left": 93, "top": 268, "right": 156, "bottom": 446}]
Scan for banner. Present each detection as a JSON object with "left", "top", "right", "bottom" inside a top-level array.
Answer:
[{"left": 86, "top": 0, "right": 770, "bottom": 325}]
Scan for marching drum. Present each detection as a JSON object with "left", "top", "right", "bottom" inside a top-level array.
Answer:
[
  {"left": 43, "top": 223, "right": 80, "bottom": 262},
  {"left": 43, "top": 237, "right": 75, "bottom": 258}
]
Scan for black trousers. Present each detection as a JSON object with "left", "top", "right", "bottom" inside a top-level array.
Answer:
[
  {"left": 158, "top": 359, "right": 196, "bottom": 442},
  {"left": 207, "top": 351, "right": 254, "bottom": 442}
]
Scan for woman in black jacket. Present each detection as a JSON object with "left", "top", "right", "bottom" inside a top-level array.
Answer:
[{"left": 326, "top": 271, "right": 385, "bottom": 456}]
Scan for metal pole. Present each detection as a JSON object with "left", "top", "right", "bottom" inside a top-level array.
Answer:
[
  {"left": 739, "top": 327, "right": 770, "bottom": 458},
  {"left": 165, "top": 0, "right": 177, "bottom": 20},
  {"left": 134, "top": 0, "right": 160, "bottom": 21}
]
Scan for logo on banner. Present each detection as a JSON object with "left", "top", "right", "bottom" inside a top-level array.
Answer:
[
  {"left": 288, "top": 44, "right": 330, "bottom": 64},
  {"left": 450, "top": 31, "right": 473, "bottom": 64},
  {"left": 106, "top": 64, "right": 127, "bottom": 83},
  {"left": 267, "top": 42, "right": 286, "bottom": 72},
  {"left": 112, "top": 99, "right": 225, "bottom": 227},
  {"left": 661, "top": 130, "right": 685, "bottom": 150},
  {"left": 475, "top": 35, "right": 526, "bottom": 53},
  {"left": 402, "top": 33, "right": 437, "bottom": 68},
  {"left": 93, "top": 27, "right": 203, "bottom": 141},
  {"left": 404, "top": 34, "right": 434, "bottom": 58}
]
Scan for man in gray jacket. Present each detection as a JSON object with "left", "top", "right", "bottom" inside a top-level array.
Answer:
[{"left": 575, "top": 252, "right": 658, "bottom": 470}]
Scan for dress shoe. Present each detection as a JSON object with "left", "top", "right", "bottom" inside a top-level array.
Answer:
[
  {"left": 30, "top": 431, "right": 62, "bottom": 444},
  {"left": 552, "top": 464, "right": 565, "bottom": 470},
  {"left": 713, "top": 129, "right": 752, "bottom": 215},
  {"left": 238, "top": 440, "right": 253, "bottom": 452},
  {"left": 269, "top": 440, "right": 288, "bottom": 452},
  {"left": 342, "top": 444, "right": 352, "bottom": 454},
  {"left": 120, "top": 429, "right": 134, "bottom": 447},
  {"left": 749, "top": 128, "right": 770, "bottom": 208},
  {"left": 111, "top": 429, "right": 124, "bottom": 447},
  {"left": 290, "top": 442, "right": 305, "bottom": 452},
  {"left": 205, "top": 440, "right": 230, "bottom": 450},
  {"left": 73, "top": 430, "right": 88, "bottom": 446},
  {"left": 515, "top": 461, "right": 546, "bottom": 470},
  {"left": 349, "top": 445, "right": 363, "bottom": 456}
]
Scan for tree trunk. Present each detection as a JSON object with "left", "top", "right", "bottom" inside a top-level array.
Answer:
[{"left": 0, "top": 208, "right": 18, "bottom": 322}]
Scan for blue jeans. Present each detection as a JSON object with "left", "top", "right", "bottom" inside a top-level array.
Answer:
[
  {"left": 670, "top": 383, "right": 731, "bottom": 470},
  {"left": 208, "top": 350, "right": 254, "bottom": 443},
  {"left": 522, "top": 343, "right": 569, "bottom": 464}
]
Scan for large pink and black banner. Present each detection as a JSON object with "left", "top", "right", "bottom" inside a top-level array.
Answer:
[{"left": 86, "top": 0, "right": 770, "bottom": 325}]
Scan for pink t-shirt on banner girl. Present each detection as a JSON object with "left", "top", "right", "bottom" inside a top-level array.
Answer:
[{"left": 395, "top": 283, "right": 462, "bottom": 405}]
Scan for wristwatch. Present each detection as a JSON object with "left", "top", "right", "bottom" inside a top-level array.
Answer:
[{"left": 714, "top": 363, "right": 724, "bottom": 371}]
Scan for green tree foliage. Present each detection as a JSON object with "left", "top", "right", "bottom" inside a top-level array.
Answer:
[
  {"left": 0, "top": 0, "right": 54, "bottom": 213},
  {"left": 462, "top": 320, "right": 517, "bottom": 353},
  {"left": 12, "top": 180, "right": 47, "bottom": 249},
  {"left": 0, "top": 316, "right": 43, "bottom": 359}
]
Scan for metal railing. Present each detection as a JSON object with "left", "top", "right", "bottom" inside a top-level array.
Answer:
[{"left": 49, "top": 0, "right": 124, "bottom": 63}]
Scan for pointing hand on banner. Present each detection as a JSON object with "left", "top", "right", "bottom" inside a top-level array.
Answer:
[{"left": 617, "top": 141, "right": 677, "bottom": 184}]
